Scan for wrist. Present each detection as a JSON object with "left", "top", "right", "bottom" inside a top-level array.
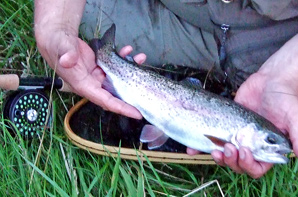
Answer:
[
  {"left": 35, "top": 23, "right": 78, "bottom": 47},
  {"left": 34, "top": 0, "right": 85, "bottom": 44}
]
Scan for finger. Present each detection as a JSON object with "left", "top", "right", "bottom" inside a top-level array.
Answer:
[
  {"left": 91, "top": 66, "right": 106, "bottom": 83},
  {"left": 186, "top": 147, "right": 201, "bottom": 155},
  {"left": 59, "top": 49, "right": 79, "bottom": 68},
  {"left": 234, "top": 73, "right": 264, "bottom": 112},
  {"left": 238, "top": 147, "right": 273, "bottom": 179},
  {"left": 211, "top": 150, "right": 225, "bottom": 166},
  {"left": 286, "top": 107, "right": 298, "bottom": 157},
  {"left": 77, "top": 77, "right": 142, "bottom": 119},
  {"left": 119, "top": 45, "right": 133, "bottom": 58},
  {"left": 133, "top": 53, "right": 147, "bottom": 64},
  {"left": 223, "top": 144, "right": 244, "bottom": 174},
  {"left": 90, "top": 89, "right": 142, "bottom": 119},
  {"left": 289, "top": 129, "right": 298, "bottom": 157},
  {"left": 104, "top": 94, "right": 143, "bottom": 119},
  {"left": 288, "top": 123, "right": 298, "bottom": 157}
]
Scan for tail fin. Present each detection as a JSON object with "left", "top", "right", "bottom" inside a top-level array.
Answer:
[{"left": 89, "top": 24, "right": 116, "bottom": 53}]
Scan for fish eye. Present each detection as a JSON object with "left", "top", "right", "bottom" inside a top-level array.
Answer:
[{"left": 266, "top": 135, "right": 277, "bottom": 144}]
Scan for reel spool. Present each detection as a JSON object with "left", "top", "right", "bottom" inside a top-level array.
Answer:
[
  {"left": 0, "top": 74, "right": 70, "bottom": 139},
  {"left": 3, "top": 89, "right": 52, "bottom": 138}
]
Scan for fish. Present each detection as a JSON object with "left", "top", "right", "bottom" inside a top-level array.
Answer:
[{"left": 90, "top": 24, "right": 292, "bottom": 164}]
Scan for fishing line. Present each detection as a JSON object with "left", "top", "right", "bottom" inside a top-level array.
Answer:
[{"left": 203, "top": 63, "right": 215, "bottom": 89}]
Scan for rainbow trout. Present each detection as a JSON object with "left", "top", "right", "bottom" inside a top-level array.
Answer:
[{"left": 90, "top": 24, "right": 291, "bottom": 163}]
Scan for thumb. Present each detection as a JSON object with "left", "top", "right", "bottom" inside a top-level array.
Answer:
[
  {"left": 234, "top": 73, "right": 265, "bottom": 111},
  {"left": 59, "top": 49, "right": 79, "bottom": 68}
]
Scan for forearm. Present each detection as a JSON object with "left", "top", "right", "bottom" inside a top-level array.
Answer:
[{"left": 34, "top": 0, "right": 86, "bottom": 40}]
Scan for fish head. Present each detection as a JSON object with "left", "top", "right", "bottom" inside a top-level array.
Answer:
[
  {"left": 253, "top": 130, "right": 292, "bottom": 164},
  {"left": 232, "top": 123, "right": 292, "bottom": 164}
]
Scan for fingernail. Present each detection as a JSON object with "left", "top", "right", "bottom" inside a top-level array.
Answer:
[
  {"left": 224, "top": 146, "right": 232, "bottom": 157},
  {"left": 239, "top": 148, "right": 246, "bottom": 160}
]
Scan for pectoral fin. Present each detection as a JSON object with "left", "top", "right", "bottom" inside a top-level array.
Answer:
[
  {"left": 140, "top": 125, "right": 169, "bottom": 149},
  {"left": 204, "top": 134, "right": 230, "bottom": 148}
]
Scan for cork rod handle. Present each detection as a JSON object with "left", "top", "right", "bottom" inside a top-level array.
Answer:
[{"left": 0, "top": 74, "right": 72, "bottom": 92}]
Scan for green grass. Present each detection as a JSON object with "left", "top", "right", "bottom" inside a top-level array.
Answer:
[{"left": 0, "top": 0, "right": 297, "bottom": 196}]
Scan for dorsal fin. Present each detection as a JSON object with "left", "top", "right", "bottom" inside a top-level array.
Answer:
[{"left": 179, "top": 77, "right": 202, "bottom": 90}]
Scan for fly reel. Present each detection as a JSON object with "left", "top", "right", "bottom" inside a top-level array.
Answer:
[
  {"left": 0, "top": 74, "right": 70, "bottom": 139},
  {"left": 3, "top": 89, "right": 52, "bottom": 138}
]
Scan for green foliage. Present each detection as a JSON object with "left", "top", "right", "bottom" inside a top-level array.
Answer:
[{"left": 0, "top": 0, "right": 297, "bottom": 196}]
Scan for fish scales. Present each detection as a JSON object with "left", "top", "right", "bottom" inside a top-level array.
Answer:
[
  {"left": 90, "top": 24, "right": 292, "bottom": 163},
  {"left": 99, "top": 49, "right": 248, "bottom": 141}
]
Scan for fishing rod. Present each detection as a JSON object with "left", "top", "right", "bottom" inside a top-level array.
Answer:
[
  {"left": 0, "top": 74, "right": 71, "bottom": 139},
  {"left": 0, "top": 74, "right": 71, "bottom": 91}
]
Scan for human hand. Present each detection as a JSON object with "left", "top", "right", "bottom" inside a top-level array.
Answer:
[
  {"left": 36, "top": 28, "right": 145, "bottom": 119},
  {"left": 211, "top": 34, "right": 298, "bottom": 178}
]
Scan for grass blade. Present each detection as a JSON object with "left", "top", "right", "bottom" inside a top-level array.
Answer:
[{"left": 22, "top": 157, "right": 69, "bottom": 197}]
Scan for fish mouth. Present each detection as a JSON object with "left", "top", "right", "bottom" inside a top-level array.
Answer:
[
  {"left": 255, "top": 153, "right": 289, "bottom": 164},
  {"left": 255, "top": 147, "right": 292, "bottom": 164},
  {"left": 276, "top": 147, "right": 292, "bottom": 155},
  {"left": 271, "top": 147, "right": 292, "bottom": 163},
  {"left": 275, "top": 154, "right": 289, "bottom": 164}
]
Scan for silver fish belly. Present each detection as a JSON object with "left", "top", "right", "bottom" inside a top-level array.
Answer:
[{"left": 90, "top": 24, "right": 292, "bottom": 164}]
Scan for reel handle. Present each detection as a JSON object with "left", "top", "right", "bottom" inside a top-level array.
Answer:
[{"left": 0, "top": 74, "right": 72, "bottom": 92}]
